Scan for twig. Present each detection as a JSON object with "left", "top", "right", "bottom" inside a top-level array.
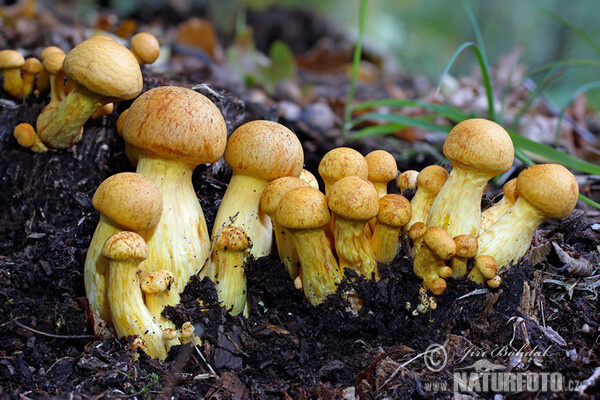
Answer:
[
  {"left": 579, "top": 366, "right": 600, "bottom": 395},
  {"left": 12, "top": 320, "right": 96, "bottom": 339},
  {"left": 457, "top": 288, "right": 488, "bottom": 300},
  {"left": 182, "top": 329, "right": 220, "bottom": 380},
  {"left": 377, "top": 347, "right": 442, "bottom": 392}
]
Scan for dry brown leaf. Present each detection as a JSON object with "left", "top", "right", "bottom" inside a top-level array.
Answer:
[
  {"left": 552, "top": 241, "right": 594, "bottom": 277},
  {"left": 176, "top": 17, "right": 224, "bottom": 62}
]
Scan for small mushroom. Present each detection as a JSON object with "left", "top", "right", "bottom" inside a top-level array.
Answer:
[
  {"left": 0, "top": 49, "right": 24, "bottom": 97},
  {"left": 427, "top": 118, "right": 514, "bottom": 237},
  {"left": 365, "top": 149, "right": 398, "bottom": 231},
  {"left": 130, "top": 32, "right": 160, "bottom": 65},
  {"left": 141, "top": 270, "right": 175, "bottom": 327},
  {"left": 277, "top": 186, "right": 344, "bottom": 305},
  {"left": 407, "top": 165, "right": 448, "bottom": 231},
  {"left": 476, "top": 164, "right": 579, "bottom": 273},
  {"left": 36, "top": 46, "right": 63, "bottom": 94},
  {"left": 21, "top": 57, "right": 42, "bottom": 97},
  {"left": 91, "top": 102, "right": 114, "bottom": 120},
  {"left": 299, "top": 169, "right": 319, "bottom": 190},
  {"left": 397, "top": 169, "right": 419, "bottom": 194},
  {"left": 213, "top": 226, "right": 250, "bottom": 316},
  {"left": 103, "top": 231, "right": 168, "bottom": 359},
  {"left": 468, "top": 254, "right": 500, "bottom": 287},
  {"left": 211, "top": 120, "right": 304, "bottom": 258},
  {"left": 412, "top": 226, "right": 456, "bottom": 295},
  {"left": 318, "top": 147, "right": 368, "bottom": 197},
  {"left": 328, "top": 176, "right": 380, "bottom": 280},
  {"left": 450, "top": 234, "right": 478, "bottom": 278},
  {"left": 371, "top": 194, "right": 412, "bottom": 263},
  {"left": 259, "top": 176, "right": 310, "bottom": 278},
  {"left": 365, "top": 149, "right": 398, "bottom": 198}
]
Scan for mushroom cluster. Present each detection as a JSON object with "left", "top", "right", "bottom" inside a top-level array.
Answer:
[
  {"left": 406, "top": 119, "right": 579, "bottom": 295},
  {"left": 77, "top": 86, "right": 579, "bottom": 358},
  {"left": 5, "top": 32, "right": 160, "bottom": 152}
]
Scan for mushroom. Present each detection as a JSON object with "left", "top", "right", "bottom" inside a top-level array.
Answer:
[
  {"left": 407, "top": 165, "right": 448, "bottom": 231},
  {"left": 0, "top": 49, "right": 24, "bottom": 97},
  {"left": 36, "top": 46, "right": 63, "bottom": 94},
  {"left": 277, "top": 186, "right": 344, "bottom": 305},
  {"left": 480, "top": 178, "right": 518, "bottom": 233},
  {"left": 211, "top": 120, "right": 304, "bottom": 258},
  {"left": 318, "top": 147, "right": 368, "bottom": 197},
  {"left": 21, "top": 57, "right": 42, "bottom": 96},
  {"left": 450, "top": 234, "right": 478, "bottom": 278},
  {"left": 91, "top": 102, "right": 114, "bottom": 120},
  {"left": 259, "top": 176, "right": 310, "bottom": 278},
  {"left": 365, "top": 149, "right": 398, "bottom": 198},
  {"left": 371, "top": 194, "right": 412, "bottom": 263},
  {"left": 468, "top": 254, "right": 500, "bottom": 287},
  {"left": 121, "top": 85, "right": 227, "bottom": 295},
  {"left": 103, "top": 231, "right": 168, "bottom": 360},
  {"left": 412, "top": 226, "right": 456, "bottom": 295},
  {"left": 85, "top": 172, "right": 163, "bottom": 322},
  {"left": 476, "top": 164, "right": 579, "bottom": 273},
  {"left": 213, "top": 226, "right": 250, "bottom": 316},
  {"left": 141, "top": 270, "right": 175, "bottom": 326},
  {"left": 397, "top": 169, "right": 419, "bottom": 194},
  {"left": 35, "top": 36, "right": 142, "bottom": 149},
  {"left": 365, "top": 149, "right": 398, "bottom": 231},
  {"left": 299, "top": 168, "right": 319, "bottom": 190},
  {"left": 328, "top": 176, "right": 380, "bottom": 280},
  {"left": 427, "top": 118, "right": 514, "bottom": 237},
  {"left": 130, "top": 32, "right": 160, "bottom": 65},
  {"left": 13, "top": 122, "right": 45, "bottom": 152}
]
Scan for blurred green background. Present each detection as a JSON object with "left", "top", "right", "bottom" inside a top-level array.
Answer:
[{"left": 71, "top": 0, "right": 600, "bottom": 109}]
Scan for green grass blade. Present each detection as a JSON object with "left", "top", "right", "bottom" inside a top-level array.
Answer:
[
  {"left": 508, "top": 130, "right": 600, "bottom": 175},
  {"left": 342, "top": 0, "right": 367, "bottom": 137},
  {"left": 436, "top": 42, "right": 495, "bottom": 121},
  {"left": 352, "top": 123, "right": 408, "bottom": 139},
  {"left": 349, "top": 112, "right": 452, "bottom": 133},
  {"left": 529, "top": 59, "right": 600, "bottom": 77},
  {"left": 545, "top": 11, "right": 600, "bottom": 56},
  {"left": 349, "top": 98, "right": 472, "bottom": 122},
  {"left": 555, "top": 80, "right": 600, "bottom": 145},
  {"left": 579, "top": 194, "right": 600, "bottom": 210}
]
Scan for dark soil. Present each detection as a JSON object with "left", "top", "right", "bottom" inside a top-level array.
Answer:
[{"left": 1, "top": 3, "right": 600, "bottom": 399}]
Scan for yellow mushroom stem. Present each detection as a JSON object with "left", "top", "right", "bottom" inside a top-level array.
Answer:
[
  {"left": 292, "top": 228, "right": 344, "bottom": 306},
  {"left": 86, "top": 214, "right": 122, "bottom": 321},
  {"left": 333, "top": 217, "right": 379, "bottom": 280},
  {"left": 480, "top": 178, "right": 518, "bottom": 233},
  {"left": 37, "top": 85, "right": 107, "bottom": 148},
  {"left": 103, "top": 231, "right": 168, "bottom": 360},
  {"left": 141, "top": 270, "right": 176, "bottom": 327},
  {"left": 136, "top": 156, "right": 212, "bottom": 296},
  {"left": 212, "top": 174, "right": 272, "bottom": 256},
  {"left": 213, "top": 226, "right": 250, "bottom": 317},
  {"left": 427, "top": 167, "right": 491, "bottom": 236}
]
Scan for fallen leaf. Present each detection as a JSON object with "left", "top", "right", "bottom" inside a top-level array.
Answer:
[{"left": 552, "top": 241, "right": 594, "bottom": 277}]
